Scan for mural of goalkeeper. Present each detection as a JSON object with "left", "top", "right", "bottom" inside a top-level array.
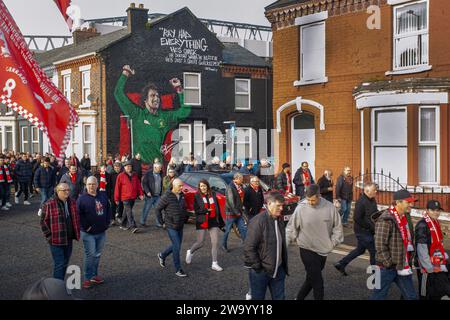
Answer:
[{"left": 114, "top": 65, "right": 191, "bottom": 163}]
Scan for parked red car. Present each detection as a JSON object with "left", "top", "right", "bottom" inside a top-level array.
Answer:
[{"left": 179, "top": 171, "right": 299, "bottom": 224}]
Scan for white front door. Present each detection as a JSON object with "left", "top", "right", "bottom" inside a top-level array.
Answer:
[{"left": 291, "top": 114, "right": 316, "bottom": 180}]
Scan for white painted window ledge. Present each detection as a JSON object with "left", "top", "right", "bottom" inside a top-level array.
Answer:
[
  {"left": 294, "top": 77, "right": 328, "bottom": 87},
  {"left": 385, "top": 65, "right": 432, "bottom": 76}
]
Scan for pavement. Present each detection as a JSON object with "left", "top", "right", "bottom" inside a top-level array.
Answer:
[{"left": 1, "top": 195, "right": 448, "bottom": 300}]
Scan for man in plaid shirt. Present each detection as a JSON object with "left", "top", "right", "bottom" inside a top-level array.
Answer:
[{"left": 40, "top": 182, "right": 80, "bottom": 280}]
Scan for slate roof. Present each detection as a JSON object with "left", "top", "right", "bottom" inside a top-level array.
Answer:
[
  {"left": 222, "top": 42, "right": 271, "bottom": 68},
  {"left": 35, "top": 28, "right": 130, "bottom": 67}
]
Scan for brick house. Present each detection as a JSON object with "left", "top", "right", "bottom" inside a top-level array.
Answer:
[
  {"left": 265, "top": 0, "right": 450, "bottom": 192},
  {"left": 35, "top": 4, "right": 273, "bottom": 166}
]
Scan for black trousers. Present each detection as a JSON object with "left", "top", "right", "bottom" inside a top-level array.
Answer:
[
  {"left": 111, "top": 200, "right": 124, "bottom": 220},
  {"left": 297, "top": 248, "right": 327, "bottom": 300},
  {"left": 16, "top": 182, "right": 29, "bottom": 201}
]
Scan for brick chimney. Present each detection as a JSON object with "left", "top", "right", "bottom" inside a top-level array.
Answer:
[
  {"left": 73, "top": 27, "right": 100, "bottom": 45},
  {"left": 126, "top": 3, "right": 149, "bottom": 33}
]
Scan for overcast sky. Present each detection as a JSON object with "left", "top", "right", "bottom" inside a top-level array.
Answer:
[{"left": 4, "top": 0, "right": 274, "bottom": 36}]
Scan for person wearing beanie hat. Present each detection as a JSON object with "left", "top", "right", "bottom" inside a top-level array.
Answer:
[
  {"left": 276, "top": 163, "right": 292, "bottom": 194},
  {"left": 414, "top": 200, "right": 450, "bottom": 299},
  {"left": 371, "top": 189, "right": 418, "bottom": 300}
]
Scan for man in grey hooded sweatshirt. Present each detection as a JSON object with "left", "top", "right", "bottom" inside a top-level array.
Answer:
[{"left": 286, "top": 184, "right": 343, "bottom": 300}]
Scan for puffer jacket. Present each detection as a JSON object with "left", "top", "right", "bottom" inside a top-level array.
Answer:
[
  {"left": 14, "top": 159, "right": 33, "bottom": 183},
  {"left": 155, "top": 191, "right": 187, "bottom": 230},
  {"left": 244, "top": 210, "right": 289, "bottom": 276}
]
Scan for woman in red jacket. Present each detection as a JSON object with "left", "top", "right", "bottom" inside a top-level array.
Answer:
[{"left": 114, "top": 161, "right": 144, "bottom": 233}]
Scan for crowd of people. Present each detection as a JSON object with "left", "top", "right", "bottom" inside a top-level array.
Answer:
[{"left": 2, "top": 149, "right": 449, "bottom": 300}]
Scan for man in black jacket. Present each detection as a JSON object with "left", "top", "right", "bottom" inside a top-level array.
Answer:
[
  {"left": 275, "top": 163, "right": 292, "bottom": 194},
  {"left": 109, "top": 162, "right": 123, "bottom": 223},
  {"left": 34, "top": 158, "right": 56, "bottom": 217},
  {"left": 317, "top": 170, "right": 333, "bottom": 203},
  {"left": 293, "top": 161, "right": 315, "bottom": 198},
  {"left": 131, "top": 153, "right": 143, "bottom": 180},
  {"left": 334, "top": 183, "right": 377, "bottom": 275},
  {"left": 244, "top": 192, "right": 288, "bottom": 300},
  {"left": 243, "top": 176, "right": 265, "bottom": 221},
  {"left": 221, "top": 173, "right": 247, "bottom": 252},
  {"left": 80, "top": 154, "right": 91, "bottom": 177},
  {"left": 335, "top": 166, "right": 353, "bottom": 226},
  {"left": 155, "top": 178, "right": 188, "bottom": 277},
  {"left": 140, "top": 162, "right": 163, "bottom": 227}
]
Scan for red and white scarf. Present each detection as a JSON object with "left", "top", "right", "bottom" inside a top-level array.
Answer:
[
  {"left": 0, "top": 165, "right": 12, "bottom": 183},
  {"left": 99, "top": 172, "right": 107, "bottom": 191},
  {"left": 235, "top": 183, "right": 244, "bottom": 202},
  {"left": 422, "top": 211, "right": 447, "bottom": 272},
  {"left": 285, "top": 173, "right": 292, "bottom": 193},
  {"left": 389, "top": 206, "right": 414, "bottom": 272},
  {"left": 200, "top": 194, "right": 216, "bottom": 229},
  {"left": 303, "top": 169, "right": 311, "bottom": 187}
]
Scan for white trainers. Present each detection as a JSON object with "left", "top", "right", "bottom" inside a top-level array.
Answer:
[
  {"left": 37, "top": 209, "right": 42, "bottom": 217},
  {"left": 245, "top": 292, "right": 252, "bottom": 300},
  {"left": 14, "top": 197, "right": 19, "bottom": 204},
  {"left": 24, "top": 201, "right": 31, "bottom": 205},
  {"left": 211, "top": 262, "right": 223, "bottom": 272},
  {"left": 185, "top": 250, "right": 193, "bottom": 264},
  {"left": 5, "top": 202, "right": 12, "bottom": 208},
  {"left": 1, "top": 206, "right": 9, "bottom": 211}
]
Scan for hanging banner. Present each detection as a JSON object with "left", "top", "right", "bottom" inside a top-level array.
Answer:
[{"left": 0, "top": 1, "right": 78, "bottom": 158}]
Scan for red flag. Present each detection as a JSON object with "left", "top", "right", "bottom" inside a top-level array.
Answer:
[
  {"left": 0, "top": 1, "right": 78, "bottom": 158},
  {"left": 53, "top": 0, "right": 73, "bottom": 30}
]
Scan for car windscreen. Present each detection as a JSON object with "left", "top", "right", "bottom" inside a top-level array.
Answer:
[{"left": 182, "top": 173, "right": 228, "bottom": 194}]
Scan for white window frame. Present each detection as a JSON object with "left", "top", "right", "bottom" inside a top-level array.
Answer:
[
  {"left": 178, "top": 124, "right": 192, "bottom": 159},
  {"left": 371, "top": 107, "right": 408, "bottom": 186},
  {"left": 235, "top": 79, "right": 251, "bottom": 111},
  {"left": 235, "top": 127, "right": 253, "bottom": 160},
  {"left": 31, "top": 126, "right": 40, "bottom": 154},
  {"left": 80, "top": 65, "right": 91, "bottom": 108},
  {"left": 82, "top": 123, "right": 93, "bottom": 160},
  {"left": 61, "top": 69, "right": 72, "bottom": 103},
  {"left": 294, "top": 11, "right": 328, "bottom": 87},
  {"left": 71, "top": 124, "right": 79, "bottom": 156},
  {"left": 183, "top": 72, "right": 201, "bottom": 106},
  {"left": 387, "top": 0, "right": 431, "bottom": 75},
  {"left": 193, "top": 122, "right": 206, "bottom": 160},
  {"left": 21, "top": 126, "right": 29, "bottom": 152},
  {"left": 418, "top": 105, "right": 440, "bottom": 185}
]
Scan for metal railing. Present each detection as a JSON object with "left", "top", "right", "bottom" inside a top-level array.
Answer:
[{"left": 353, "top": 169, "right": 450, "bottom": 212}]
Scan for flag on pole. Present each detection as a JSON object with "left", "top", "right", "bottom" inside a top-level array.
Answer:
[
  {"left": 53, "top": 0, "right": 73, "bottom": 31},
  {"left": 0, "top": 1, "right": 78, "bottom": 158}
]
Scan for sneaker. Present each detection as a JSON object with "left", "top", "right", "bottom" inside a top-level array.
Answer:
[
  {"left": 334, "top": 263, "right": 348, "bottom": 276},
  {"left": 175, "top": 269, "right": 188, "bottom": 277},
  {"left": 1, "top": 206, "right": 9, "bottom": 211},
  {"left": 220, "top": 245, "right": 229, "bottom": 253},
  {"left": 186, "top": 250, "right": 193, "bottom": 264},
  {"left": 14, "top": 196, "right": 19, "bottom": 204},
  {"left": 131, "top": 227, "right": 139, "bottom": 234},
  {"left": 82, "top": 280, "right": 93, "bottom": 289},
  {"left": 245, "top": 293, "right": 252, "bottom": 300},
  {"left": 157, "top": 253, "right": 166, "bottom": 268},
  {"left": 5, "top": 202, "right": 12, "bottom": 208},
  {"left": 29, "top": 194, "right": 34, "bottom": 199},
  {"left": 211, "top": 262, "right": 223, "bottom": 272},
  {"left": 119, "top": 226, "right": 130, "bottom": 231},
  {"left": 90, "top": 276, "right": 104, "bottom": 284},
  {"left": 24, "top": 201, "right": 31, "bottom": 205},
  {"left": 37, "top": 208, "right": 42, "bottom": 216}
]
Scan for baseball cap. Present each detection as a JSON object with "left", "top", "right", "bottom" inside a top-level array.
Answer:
[
  {"left": 393, "top": 189, "right": 417, "bottom": 203},
  {"left": 22, "top": 278, "right": 76, "bottom": 300},
  {"left": 124, "top": 160, "right": 133, "bottom": 167},
  {"left": 427, "top": 200, "right": 443, "bottom": 211}
]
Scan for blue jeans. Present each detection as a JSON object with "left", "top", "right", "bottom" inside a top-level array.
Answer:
[
  {"left": 370, "top": 268, "right": 418, "bottom": 300},
  {"left": 49, "top": 241, "right": 73, "bottom": 280},
  {"left": 81, "top": 231, "right": 106, "bottom": 280},
  {"left": 161, "top": 228, "right": 184, "bottom": 272},
  {"left": 222, "top": 216, "right": 247, "bottom": 248},
  {"left": 339, "top": 233, "right": 376, "bottom": 266},
  {"left": 341, "top": 199, "right": 352, "bottom": 224},
  {"left": 250, "top": 266, "right": 286, "bottom": 300},
  {"left": 39, "top": 187, "right": 53, "bottom": 208},
  {"left": 140, "top": 196, "right": 160, "bottom": 225}
]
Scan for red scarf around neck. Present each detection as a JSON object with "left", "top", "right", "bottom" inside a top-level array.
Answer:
[
  {"left": 200, "top": 194, "right": 216, "bottom": 229},
  {"left": 303, "top": 169, "right": 311, "bottom": 186},
  {"left": 422, "top": 212, "right": 447, "bottom": 271},
  {"left": 389, "top": 206, "right": 413, "bottom": 270},
  {"left": 99, "top": 172, "right": 107, "bottom": 191},
  {"left": 285, "top": 173, "right": 292, "bottom": 193}
]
